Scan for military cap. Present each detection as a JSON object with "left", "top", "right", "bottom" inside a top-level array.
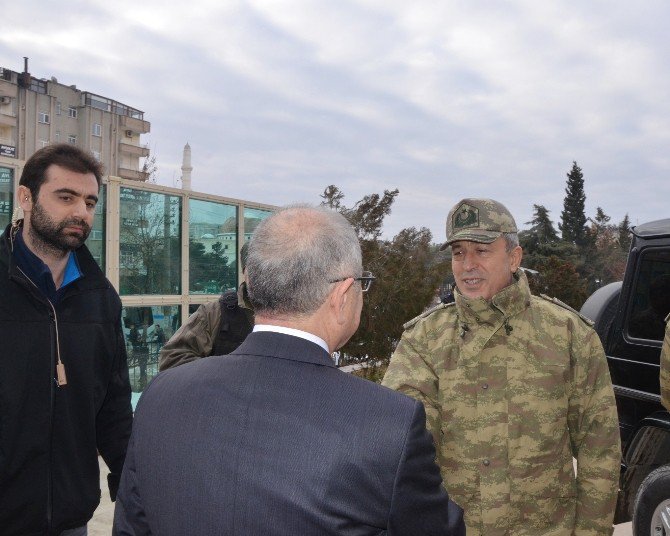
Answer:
[{"left": 440, "top": 198, "right": 518, "bottom": 250}]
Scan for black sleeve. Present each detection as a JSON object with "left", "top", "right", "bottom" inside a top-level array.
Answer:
[
  {"left": 97, "top": 307, "right": 134, "bottom": 500},
  {"left": 112, "top": 432, "right": 152, "bottom": 535},
  {"left": 388, "top": 401, "right": 465, "bottom": 536}
]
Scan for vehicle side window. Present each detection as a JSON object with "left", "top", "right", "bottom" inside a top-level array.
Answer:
[{"left": 627, "top": 249, "right": 670, "bottom": 341}]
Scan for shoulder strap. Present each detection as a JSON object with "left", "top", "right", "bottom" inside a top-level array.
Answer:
[
  {"left": 539, "top": 293, "right": 594, "bottom": 327},
  {"left": 210, "top": 291, "right": 254, "bottom": 356},
  {"left": 403, "top": 302, "right": 454, "bottom": 330}
]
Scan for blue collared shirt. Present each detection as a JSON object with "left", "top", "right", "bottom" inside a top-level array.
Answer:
[{"left": 13, "top": 228, "right": 83, "bottom": 303}]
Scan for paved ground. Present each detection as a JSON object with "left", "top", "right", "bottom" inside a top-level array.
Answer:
[{"left": 92, "top": 458, "right": 633, "bottom": 535}]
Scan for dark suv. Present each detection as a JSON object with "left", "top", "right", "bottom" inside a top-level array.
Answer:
[{"left": 581, "top": 218, "right": 670, "bottom": 535}]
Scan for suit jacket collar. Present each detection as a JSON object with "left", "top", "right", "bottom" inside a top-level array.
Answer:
[{"left": 233, "top": 330, "right": 336, "bottom": 368}]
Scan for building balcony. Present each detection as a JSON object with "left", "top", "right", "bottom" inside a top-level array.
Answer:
[
  {"left": 0, "top": 112, "right": 16, "bottom": 128},
  {"left": 119, "top": 141, "right": 150, "bottom": 158},
  {"left": 118, "top": 168, "right": 149, "bottom": 181},
  {"left": 120, "top": 115, "right": 151, "bottom": 134}
]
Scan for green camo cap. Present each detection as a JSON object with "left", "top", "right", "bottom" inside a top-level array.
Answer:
[{"left": 440, "top": 198, "right": 518, "bottom": 250}]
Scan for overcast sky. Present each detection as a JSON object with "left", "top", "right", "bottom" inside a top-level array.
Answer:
[{"left": 2, "top": 0, "right": 669, "bottom": 240}]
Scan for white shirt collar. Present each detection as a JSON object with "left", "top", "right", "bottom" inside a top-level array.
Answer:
[{"left": 253, "top": 324, "right": 330, "bottom": 355}]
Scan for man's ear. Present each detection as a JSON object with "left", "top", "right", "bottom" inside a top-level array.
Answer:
[
  {"left": 18, "top": 185, "right": 32, "bottom": 213},
  {"left": 330, "top": 279, "right": 353, "bottom": 325},
  {"left": 510, "top": 245, "right": 523, "bottom": 273}
]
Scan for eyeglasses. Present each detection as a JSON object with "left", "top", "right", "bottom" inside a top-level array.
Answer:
[{"left": 329, "top": 271, "right": 376, "bottom": 292}]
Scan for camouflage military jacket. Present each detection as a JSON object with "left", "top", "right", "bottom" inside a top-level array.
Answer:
[
  {"left": 383, "top": 273, "right": 620, "bottom": 536},
  {"left": 661, "top": 317, "right": 670, "bottom": 411},
  {"left": 158, "top": 284, "right": 253, "bottom": 371}
]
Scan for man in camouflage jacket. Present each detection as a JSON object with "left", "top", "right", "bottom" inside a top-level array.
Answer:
[
  {"left": 661, "top": 316, "right": 670, "bottom": 410},
  {"left": 383, "top": 198, "right": 621, "bottom": 535},
  {"left": 159, "top": 242, "right": 254, "bottom": 371},
  {"left": 158, "top": 282, "right": 253, "bottom": 370}
]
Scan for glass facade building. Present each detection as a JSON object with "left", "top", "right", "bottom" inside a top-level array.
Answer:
[
  {"left": 1, "top": 172, "right": 274, "bottom": 405},
  {"left": 0, "top": 166, "right": 13, "bottom": 230}
]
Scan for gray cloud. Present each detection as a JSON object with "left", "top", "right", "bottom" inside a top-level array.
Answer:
[{"left": 2, "top": 0, "right": 668, "bottom": 240}]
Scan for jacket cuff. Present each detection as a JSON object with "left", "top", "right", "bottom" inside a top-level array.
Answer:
[{"left": 107, "top": 472, "right": 120, "bottom": 502}]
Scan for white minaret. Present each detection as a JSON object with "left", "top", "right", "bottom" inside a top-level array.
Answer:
[{"left": 181, "top": 142, "right": 192, "bottom": 190}]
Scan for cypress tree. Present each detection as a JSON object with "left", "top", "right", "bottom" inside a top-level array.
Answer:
[
  {"left": 559, "top": 161, "right": 587, "bottom": 245},
  {"left": 618, "top": 214, "right": 632, "bottom": 251}
]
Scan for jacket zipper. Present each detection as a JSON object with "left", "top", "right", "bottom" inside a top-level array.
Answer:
[
  {"left": 14, "top": 266, "right": 64, "bottom": 534},
  {"left": 48, "top": 308, "right": 56, "bottom": 534}
]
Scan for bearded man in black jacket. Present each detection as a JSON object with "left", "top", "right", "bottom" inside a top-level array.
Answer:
[{"left": 0, "top": 144, "right": 133, "bottom": 535}]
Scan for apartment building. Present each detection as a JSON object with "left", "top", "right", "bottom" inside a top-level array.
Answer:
[{"left": 0, "top": 57, "right": 151, "bottom": 229}]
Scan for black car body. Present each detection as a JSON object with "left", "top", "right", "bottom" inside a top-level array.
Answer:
[{"left": 581, "top": 218, "right": 670, "bottom": 534}]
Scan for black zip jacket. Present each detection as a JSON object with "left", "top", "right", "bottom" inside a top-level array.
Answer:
[{"left": 0, "top": 225, "right": 133, "bottom": 535}]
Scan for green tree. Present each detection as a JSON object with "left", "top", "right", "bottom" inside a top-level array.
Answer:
[
  {"left": 320, "top": 185, "right": 345, "bottom": 210},
  {"left": 119, "top": 194, "right": 180, "bottom": 295},
  {"left": 559, "top": 161, "right": 587, "bottom": 246},
  {"left": 189, "top": 241, "right": 234, "bottom": 293},
  {"left": 520, "top": 204, "right": 558, "bottom": 252},
  {"left": 618, "top": 214, "right": 632, "bottom": 252},
  {"left": 582, "top": 207, "right": 626, "bottom": 292},
  {"left": 141, "top": 154, "right": 159, "bottom": 183},
  {"left": 526, "top": 255, "right": 587, "bottom": 309},
  {"left": 345, "top": 227, "right": 446, "bottom": 362},
  {"left": 343, "top": 189, "right": 400, "bottom": 241},
  {"left": 320, "top": 186, "right": 448, "bottom": 377}
]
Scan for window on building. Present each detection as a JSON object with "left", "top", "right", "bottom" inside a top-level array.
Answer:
[
  {"left": 56, "top": 102, "right": 61, "bottom": 115},
  {"left": 38, "top": 112, "right": 50, "bottom": 124},
  {"left": 68, "top": 106, "right": 77, "bottom": 118},
  {"left": 119, "top": 188, "right": 182, "bottom": 296},
  {"left": 189, "top": 199, "right": 238, "bottom": 294},
  {"left": 0, "top": 166, "right": 13, "bottom": 231},
  {"left": 122, "top": 304, "right": 181, "bottom": 401},
  {"left": 68, "top": 135, "right": 77, "bottom": 145},
  {"left": 85, "top": 185, "right": 106, "bottom": 272},
  {"left": 92, "top": 123, "right": 102, "bottom": 137},
  {"left": 243, "top": 207, "right": 273, "bottom": 243},
  {"left": 55, "top": 130, "right": 60, "bottom": 141}
]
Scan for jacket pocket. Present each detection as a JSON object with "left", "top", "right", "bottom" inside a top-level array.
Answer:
[{"left": 511, "top": 493, "right": 576, "bottom": 532}]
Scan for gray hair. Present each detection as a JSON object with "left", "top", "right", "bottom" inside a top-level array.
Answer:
[
  {"left": 246, "top": 205, "right": 362, "bottom": 317},
  {"left": 503, "top": 232, "right": 519, "bottom": 252}
]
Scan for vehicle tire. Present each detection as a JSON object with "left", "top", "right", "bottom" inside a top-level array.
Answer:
[
  {"left": 579, "top": 281, "right": 622, "bottom": 345},
  {"left": 632, "top": 465, "right": 670, "bottom": 536}
]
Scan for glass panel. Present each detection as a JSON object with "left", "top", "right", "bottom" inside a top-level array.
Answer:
[
  {"left": 122, "top": 305, "right": 181, "bottom": 405},
  {"left": 84, "top": 184, "right": 105, "bottom": 271},
  {"left": 119, "top": 188, "right": 182, "bottom": 295},
  {"left": 0, "top": 166, "right": 13, "bottom": 232},
  {"left": 243, "top": 207, "right": 272, "bottom": 243},
  {"left": 189, "top": 199, "right": 237, "bottom": 294},
  {"left": 627, "top": 249, "right": 670, "bottom": 341}
]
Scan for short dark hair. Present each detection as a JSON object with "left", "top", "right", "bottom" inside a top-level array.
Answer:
[{"left": 19, "top": 143, "right": 104, "bottom": 198}]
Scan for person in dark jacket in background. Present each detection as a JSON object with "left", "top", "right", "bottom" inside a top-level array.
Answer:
[
  {"left": 158, "top": 242, "right": 253, "bottom": 370},
  {"left": 0, "top": 144, "right": 133, "bottom": 536}
]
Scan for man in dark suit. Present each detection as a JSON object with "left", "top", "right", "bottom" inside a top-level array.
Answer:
[{"left": 113, "top": 205, "right": 465, "bottom": 535}]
